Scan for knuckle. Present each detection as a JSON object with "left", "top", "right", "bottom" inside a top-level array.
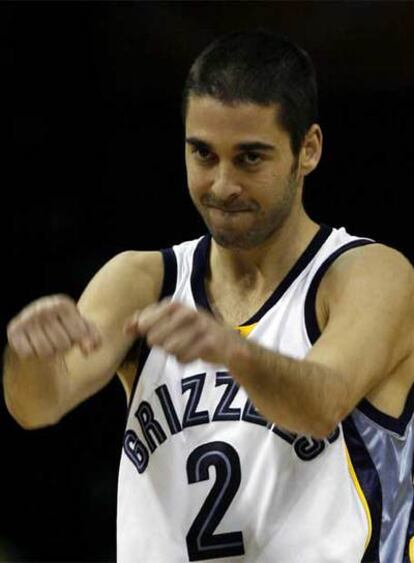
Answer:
[
  {"left": 32, "top": 299, "right": 53, "bottom": 318},
  {"left": 55, "top": 293, "right": 73, "bottom": 302},
  {"left": 11, "top": 312, "right": 31, "bottom": 332},
  {"left": 8, "top": 328, "right": 21, "bottom": 343},
  {"left": 6, "top": 320, "right": 18, "bottom": 339},
  {"left": 7, "top": 334, "right": 19, "bottom": 351},
  {"left": 43, "top": 294, "right": 74, "bottom": 315},
  {"left": 52, "top": 299, "right": 71, "bottom": 314}
]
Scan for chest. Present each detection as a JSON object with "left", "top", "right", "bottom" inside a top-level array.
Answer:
[{"left": 206, "top": 282, "right": 274, "bottom": 327}]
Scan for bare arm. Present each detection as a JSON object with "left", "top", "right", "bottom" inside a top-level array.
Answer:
[
  {"left": 128, "top": 245, "right": 414, "bottom": 438},
  {"left": 222, "top": 246, "right": 413, "bottom": 436},
  {"left": 4, "top": 251, "right": 163, "bottom": 429}
]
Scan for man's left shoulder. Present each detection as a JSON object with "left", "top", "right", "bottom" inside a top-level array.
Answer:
[
  {"left": 318, "top": 242, "right": 414, "bottom": 354},
  {"left": 326, "top": 242, "right": 414, "bottom": 297}
]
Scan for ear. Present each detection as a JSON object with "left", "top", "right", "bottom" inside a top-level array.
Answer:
[{"left": 299, "top": 124, "right": 323, "bottom": 177}]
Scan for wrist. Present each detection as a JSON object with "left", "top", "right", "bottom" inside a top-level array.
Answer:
[{"left": 225, "top": 334, "right": 255, "bottom": 380}]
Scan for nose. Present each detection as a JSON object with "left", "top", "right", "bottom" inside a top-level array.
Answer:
[{"left": 210, "top": 163, "right": 243, "bottom": 201}]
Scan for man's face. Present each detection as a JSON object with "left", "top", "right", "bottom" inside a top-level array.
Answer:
[{"left": 185, "top": 96, "right": 301, "bottom": 250}]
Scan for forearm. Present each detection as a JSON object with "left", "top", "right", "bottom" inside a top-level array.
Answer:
[
  {"left": 226, "top": 340, "right": 348, "bottom": 438},
  {"left": 2, "top": 346, "right": 70, "bottom": 429},
  {"left": 131, "top": 300, "right": 349, "bottom": 437}
]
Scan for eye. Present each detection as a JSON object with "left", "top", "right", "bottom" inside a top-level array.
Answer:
[
  {"left": 238, "top": 152, "right": 263, "bottom": 166},
  {"left": 191, "top": 146, "right": 215, "bottom": 163}
]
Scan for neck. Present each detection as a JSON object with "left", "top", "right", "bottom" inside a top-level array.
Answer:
[{"left": 208, "top": 208, "right": 319, "bottom": 291}]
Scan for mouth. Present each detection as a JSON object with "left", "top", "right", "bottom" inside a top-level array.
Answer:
[{"left": 206, "top": 205, "right": 253, "bottom": 214}]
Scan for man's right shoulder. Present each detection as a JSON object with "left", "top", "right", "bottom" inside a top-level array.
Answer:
[
  {"left": 111, "top": 250, "right": 164, "bottom": 287},
  {"left": 103, "top": 249, "right": 165, "bottom": 302},
  {"left": 79, "top": 250, "right": 165, "bottom": 317}
]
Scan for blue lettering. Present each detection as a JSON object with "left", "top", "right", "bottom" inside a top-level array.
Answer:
[
  {"left": 212, "top": 372, "right": 241, "bottom": 422},
  {"left": 182, "top": 373, "right": 210, "bottom": 428},
  {"left": 123, "top": 429, "right": 149, "bottom": 473}
]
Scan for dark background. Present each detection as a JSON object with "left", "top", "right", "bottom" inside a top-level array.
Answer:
[{"left": 1, "top": 1, "right": 413, "bottom": 561}]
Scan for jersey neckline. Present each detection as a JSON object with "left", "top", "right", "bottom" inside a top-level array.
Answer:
[{"left": 190, "top": 223, "right": 333, "bottom": 327}]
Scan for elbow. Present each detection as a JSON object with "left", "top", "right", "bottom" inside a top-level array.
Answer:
[
  {"left": 284, "top": 409, "right": 342, "bottom": 441},
  {"left": 309, "top": 419, "right": 340, "bottom": 441},
  {"left": 5, "top": 394, "right": 62, "bottom": 430},
  {"left": 16, "top": 414, "right": 62, "bottom": 430},
  {"left": 308, "top": 398, "right": 349, "bottom": 440},
  {"left": 9, "top": 408, "right": 62, "bottom": 430},
  {"left": 308, "top": 367, "right": 350, "bottom": 440}
]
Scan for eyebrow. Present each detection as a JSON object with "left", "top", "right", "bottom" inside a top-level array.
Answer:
[{"left": 185, "top": 137, "right": 276, "bottom": 152}]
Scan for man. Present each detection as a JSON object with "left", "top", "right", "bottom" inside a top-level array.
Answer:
[{"left": 4, "top": 30, "right": 414, "bottom": 562}]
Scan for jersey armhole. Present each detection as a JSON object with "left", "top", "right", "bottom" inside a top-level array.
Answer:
[
  {"left": 304, "top": 239, "right": 374, "bottom": 344},
  {"left": 304, "top": 239, "right": 414, "bottom": 435},
  {"left": 160, "top": 247, "right": 178, "bottom": 300},
  {"left": 358, "top": 385, "right": 414, "bottom": 436},
  {"left": 124, "top": 247, "right": 177, "bottom": 418}
]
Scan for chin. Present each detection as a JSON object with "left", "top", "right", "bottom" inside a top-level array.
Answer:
[{"left": 210, "top": 228, "right": 268, "bottom": 250}]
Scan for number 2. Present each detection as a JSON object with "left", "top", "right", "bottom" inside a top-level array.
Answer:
[{"left": 186, "top": 441, "right": 245, "bottom": 561}]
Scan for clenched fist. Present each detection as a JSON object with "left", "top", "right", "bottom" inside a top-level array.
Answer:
[
  {"left": 7, "top": 294, "right": 102, "bottom": 359},
  {"left": 124, "top": 299, "right": 246, "bottom": 366}
]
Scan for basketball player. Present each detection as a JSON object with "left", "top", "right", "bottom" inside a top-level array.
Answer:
[{"left": 4, "top": 31, "right": 414, "bottom": 562}]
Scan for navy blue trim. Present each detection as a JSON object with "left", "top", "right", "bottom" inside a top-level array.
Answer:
[
  {"left": 191, "top": 224, "right": 333, "bottom": 325},
  {"left": 126, "top": 340, "right": 151, "bottom": 419},
  {"left": 125, "top": 247, "right": 177, "bottom": 419},
  {"left": 190, "top": 234, "right": 212, "bottom": 313},
  {"left": 304, "top": 238, "right": 414, "bottom": 436},
  {"left": 342, "top": 416, "right": 382, "bottom": 562},
  {"left": 160, "top": 247, "right": 177, "bottom": 299},
  {"left": 304, "top": 239, "right": 374, "bottom": 345},
  {"left": 358, "top": 384, "right": 414, "bottom": 436}
]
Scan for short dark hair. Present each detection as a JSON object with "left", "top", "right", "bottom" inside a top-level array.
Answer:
[{"left": 182, "top": 30, "right": 318, "bottom": 156}]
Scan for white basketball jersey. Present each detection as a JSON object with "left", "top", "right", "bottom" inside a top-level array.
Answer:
[{"left": 117, "top": 225, "right": 414, "bottom": 563}]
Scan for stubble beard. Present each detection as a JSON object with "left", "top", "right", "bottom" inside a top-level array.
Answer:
[{"left": 197, "top": 172, "right": 299, "bottom": 250}]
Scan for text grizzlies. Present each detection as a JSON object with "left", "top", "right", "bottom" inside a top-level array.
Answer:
[{"left": 123, "top": 371, "right": 339, "bottom": 473}]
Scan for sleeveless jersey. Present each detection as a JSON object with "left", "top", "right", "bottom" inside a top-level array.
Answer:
[{"left": 117, "top": 224, "right": 414, "bottom": 563}]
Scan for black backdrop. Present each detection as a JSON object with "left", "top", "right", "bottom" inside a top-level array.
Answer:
[{"left": 1, "top": 2, "right": 413, "bottom": 561}]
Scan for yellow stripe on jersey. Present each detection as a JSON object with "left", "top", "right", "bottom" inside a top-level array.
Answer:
[
  {"left": 345, "top": 445, "right": 373, "bottom": 550},
  {"left": 236, "top": 323, "right": 258, "bottom": 338},
  {"left": 409, "top": 536, "right": 414, "bottom": 562}
]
